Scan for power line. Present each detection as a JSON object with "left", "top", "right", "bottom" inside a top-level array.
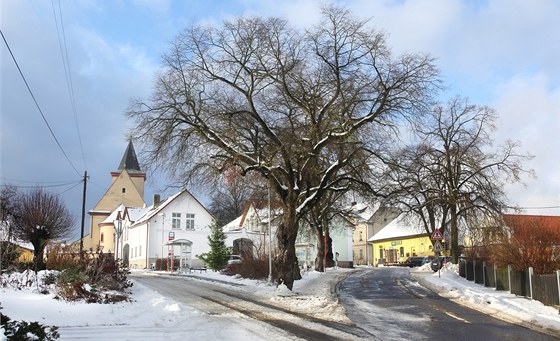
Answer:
[
  {"left": 0, "top": 28, "right": 81, "bottom": 177},
  {"left": 0, "top": 179, "right": 82, "bottom": 189},
  {"left": 510, "top": 205, "right": 560, "bottom": 210},
  {"left": 52, "top": 0, "right": 87, "bottom": 171}
]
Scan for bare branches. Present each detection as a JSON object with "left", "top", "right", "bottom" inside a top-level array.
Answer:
[{"left": 126, "top": 5, "right": 439, "bottom": 289}]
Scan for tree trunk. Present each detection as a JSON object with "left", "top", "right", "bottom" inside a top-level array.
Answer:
[
  {"left": 314, "top": 224, "right": 325, "bottom": 272},
  {"left": 32, "top": 241, "right": 46, "bottom": 271},
  {"left": 450, "top": 203, "right": 459, "bottom": 263},
  {"left": 273, "top": 204, "right": 301, "bottom": 290}
]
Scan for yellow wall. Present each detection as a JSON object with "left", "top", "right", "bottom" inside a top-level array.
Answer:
[
  {"left": 352, "top": 223, "right": 369, "bottom": 265},
  {"left": 18, "top": 247, "right": 33, "bottom": 263},
  {"left": 372, "top": 235, "right": 432, "bottom": 265}
]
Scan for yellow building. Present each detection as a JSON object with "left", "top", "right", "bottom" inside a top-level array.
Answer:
[
  {"left": 82, "top": 141, "right": 146, "bottom": 254},
  {"left": 350, "top": 203, "right": 401, "bottom": 265},
  {"left": 368, "top": 213, "right": 432, "bottom": 266}
]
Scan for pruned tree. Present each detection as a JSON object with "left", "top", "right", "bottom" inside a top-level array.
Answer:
[
  {"left": 384, "top": 97, "right": 533, "bottom": 263},
  {"left": 11, "top": 188, "right": 74, "bottom": 271},
  {"left": 127, "top": 5, "right": 438, "bottom": 289}
]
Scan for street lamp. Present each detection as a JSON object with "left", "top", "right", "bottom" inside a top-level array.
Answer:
[
  {"left": 268, "top": 184, "right": 272, "bottom": 283},
  {"left": 158, "top": 213, "right": 165, "bottom": 271},
  {"left": 114, "top": 211, "right": 123, "bottom": 261}
]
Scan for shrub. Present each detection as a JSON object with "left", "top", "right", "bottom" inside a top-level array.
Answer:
[
  {"left": 45, "top": 244, "right": 83, "bottom": 271},
  {"left": 0, "top": 241, "right": 21, "bottom": 272},
  {"left": 223, "top": 253, "right": 275, "bottom": 280},
  {"left": 1, "top": 312, "right": 60, "bottom": 340}
]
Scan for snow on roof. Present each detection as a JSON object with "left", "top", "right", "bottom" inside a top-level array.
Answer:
[
  {"left": 101, "top": 204, "right": 126, "bottom": 225},
  {"left": 368, "top": 213, "right": 427, "bottom": 242},
  {"left": 223, "top": 215, "right": 244, "bottom": 231}
]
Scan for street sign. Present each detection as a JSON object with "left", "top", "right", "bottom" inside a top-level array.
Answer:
[
  {"left": 433, "top": 240, "right": 443, "bottom": 252},
  {"left": 431, "top": 228, "right": 443, "bottom": 241}
]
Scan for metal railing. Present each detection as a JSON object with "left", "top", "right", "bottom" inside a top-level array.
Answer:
[{"left": 458, "top": 260, "right": 560, "bottom": 306}]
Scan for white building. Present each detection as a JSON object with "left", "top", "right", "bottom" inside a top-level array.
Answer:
[
  {"left": 105, "top": 190, "right": 215, "bottom": 270},
  {"left": 223, "top": 203, "right": 354, "bottom": 268}
]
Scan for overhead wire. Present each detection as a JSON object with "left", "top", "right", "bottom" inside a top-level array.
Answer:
[
  {"left": 52, "top": 0, "right": 87, "bottom": 171},
  {"left": 0, "top": 28, "right": 81, "bottom": 177}
]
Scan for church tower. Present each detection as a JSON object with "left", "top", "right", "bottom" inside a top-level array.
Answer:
[{"left": 84, "top": 140, "right": 146, "bottom": 253}]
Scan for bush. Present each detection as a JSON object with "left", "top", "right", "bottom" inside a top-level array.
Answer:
[
  {"left": 0, "top": 241, "right": 21, "bottom": 272},
  {"left": 223, "top": 253, "right": 275, "bottom": 280},
  {"left": 45, "top": 244, "right": 83, "bottom": 271},
  {"left": 1, "top": 312, "right": 59, "bottom": 340}
]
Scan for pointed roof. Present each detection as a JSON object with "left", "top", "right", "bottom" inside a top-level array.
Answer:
[{"left": 117, "top": 140, "right": 142, "bottom": 174}]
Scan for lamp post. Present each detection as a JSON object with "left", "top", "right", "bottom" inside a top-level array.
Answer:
[
  {"left": 158, "top": 213, "right": 165, "bottom": 271},
  {"left": 114, "top": 212, "right": 123, "bottom": 261},
  {"left": 268, "top": 184, "right": 272, "bottom": 283}
]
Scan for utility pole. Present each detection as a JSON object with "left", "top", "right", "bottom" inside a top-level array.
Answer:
[{"left": 79, "top": 171, "right": 88, "bottom": 258}]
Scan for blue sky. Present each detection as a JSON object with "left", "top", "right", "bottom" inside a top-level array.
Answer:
[{"left": 1, "top": 0, "right": 559, "bottom": 240}]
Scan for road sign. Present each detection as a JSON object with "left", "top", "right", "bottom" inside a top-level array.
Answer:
[
  {"left": 431, "top": 228, "right": 443, "bottom": 241},
  {"left": 433, "top": 240, "right": 443, "bottom": 252}
]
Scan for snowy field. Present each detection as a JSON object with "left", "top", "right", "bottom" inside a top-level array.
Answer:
[{"left": 2, "top": 265, "right": 560, "bottom": 340}]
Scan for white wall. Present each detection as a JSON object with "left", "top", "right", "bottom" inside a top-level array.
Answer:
[{"left": 125, "top": 191, "right": 214, "bottom": 269}]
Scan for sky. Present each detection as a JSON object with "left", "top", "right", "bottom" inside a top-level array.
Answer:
[
  {"left": 1, "top": 0, "right": 559, "bottom": 241},
  {"left": 2, "top": 265, "right": 560, "bottom": 339}
]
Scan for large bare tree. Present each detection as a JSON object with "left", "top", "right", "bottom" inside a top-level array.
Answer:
[
  {"left": 127, "top": 6, "right": 438, "bottom": 289},
  {"left": 12, "top": 187, "right": 74, "bottom": 270},
  {"left": 384, "top": 97, "right": 533, "bottom": 263}
]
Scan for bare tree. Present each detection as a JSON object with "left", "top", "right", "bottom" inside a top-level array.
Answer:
[
  {"left": 11, "top": 187, "right": 75, "bottom": 270},
  {"left": 127, "top": 6, "right": 438, "bottom": 289},
  {"left": 209, "top": 172, "right": 256, "bottom": 225},
  {"left": 385, "top": 97, "right": 533, "bottom": 263}
]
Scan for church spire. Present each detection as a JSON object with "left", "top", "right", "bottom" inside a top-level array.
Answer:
[{"left": 117, "top": 140, "right": 142, "bottom": 174}]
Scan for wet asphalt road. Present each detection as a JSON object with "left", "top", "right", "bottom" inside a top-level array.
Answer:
[{"left": 337, "top": 267, "right": 559, "bottom": 341}]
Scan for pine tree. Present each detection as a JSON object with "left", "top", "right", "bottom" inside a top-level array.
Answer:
[{"left": 197, "top": 220, "right": 231, "bottom": 270}]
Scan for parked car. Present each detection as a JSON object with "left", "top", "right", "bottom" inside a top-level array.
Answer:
[
  {"left": 227, "top": 255, "right": 243, "bottom": 265},
  {"left": 431, "top": 256, "right": 452, "bottom": 272},
  {"left": 404, "top": 256, "right": 425, "bottom": 267},
  {"left": 421, "top": 256, "right": 434, "bottom": 266}
]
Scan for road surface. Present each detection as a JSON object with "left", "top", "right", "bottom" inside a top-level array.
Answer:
[{"left": 337, "top": 267, "right": 559, "bottom": 340}]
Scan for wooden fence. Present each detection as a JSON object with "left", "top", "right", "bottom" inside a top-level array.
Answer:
[{"left": 458, "top": 260, "right": 560, "bottom": 307}]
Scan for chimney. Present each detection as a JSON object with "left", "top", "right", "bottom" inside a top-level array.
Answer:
[{"left": 153, "top": 194, "right": 161, "bottom": 206}]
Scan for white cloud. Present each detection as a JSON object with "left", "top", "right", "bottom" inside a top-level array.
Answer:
[{"left": 493, "top": 73, "right": 560, "bottom": 212}]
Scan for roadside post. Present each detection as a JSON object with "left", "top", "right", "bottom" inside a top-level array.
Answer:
[{"left": 431, "top": 228, "right": 444, "bottom": 278}]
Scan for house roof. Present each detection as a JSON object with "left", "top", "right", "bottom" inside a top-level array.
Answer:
[
  {"left": 368, "top": 214, "right": 427, "bottom": 242},
  {"left": 223, "top": 202, "right": 282, "bottom": 231},
  {"left": 503, "top": 214, "right": 560, "bottom": 229}
]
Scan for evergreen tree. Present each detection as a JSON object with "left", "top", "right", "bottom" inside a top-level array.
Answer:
[{"left": 197, "top": 220, "right": 231, "bottom": 270}]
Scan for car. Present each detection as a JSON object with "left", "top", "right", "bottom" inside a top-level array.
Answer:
[
  {"left": 404, "top": 256, "right": 425, "bottom": 267},
  {"left": 227, "top": 255, "right": 243, "bottom": 265},
  {"left": 421, "top": 256, "right": 434, "bottom": 265},
  {"left": 431, "top": 256, "right": 452, "bottom": 272}
]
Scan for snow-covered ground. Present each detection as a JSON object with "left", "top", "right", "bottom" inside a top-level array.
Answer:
[{"left": 2, "top": 265, "right": 559, "bottom": 340}]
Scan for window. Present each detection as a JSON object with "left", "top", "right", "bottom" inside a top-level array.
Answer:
[
  {"left": 359, "top": 249, "right": 363, "bottom": 260},
  {"left": 359, "top": 231, "right": 363, "bottom": 241},
  {"left": 186, "top": 213, "right": 195, "bottom": 230},
  {"left": 172, "top": 213, "right": 181, "bottom": 229},
  {"left": 100, "top": 232, "right": 104, "bottom": 242},
  {"left": 400, "top": 247, "right": 404, "bottom": 257},
  {"left": 139, "top": 246, "right": 142, "bottom": 257},
  {"left": 122, "top": 187, "right": 126, "bottom": 193}
]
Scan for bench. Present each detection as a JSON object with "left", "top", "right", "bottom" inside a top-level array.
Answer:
[{"left": 190, "top": 267, "right": 207, "bottom": 273}]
